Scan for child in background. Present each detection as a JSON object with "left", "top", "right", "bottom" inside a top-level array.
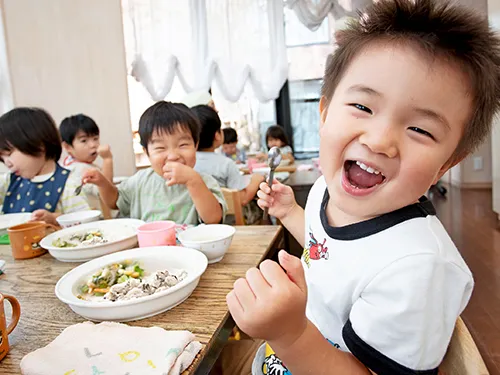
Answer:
[
  {"left": 258, "top": 125, "right": 294, "bottom": 163},
  {"left": 0, "top": 108, "right": 89, "bottom": 225},
  {"left": 192, "top": 105, "right": 264, "bottom": 224},
  {"left": 220, "top": 0, "right": 499, "bottom": 374},
  {"left": 222, "top": 128, "right": 246, "bottom": 164},
  {"left": 60, "top": 114, "right": 113, "bottom": 211},
  {"left": 82, "top": 101, "right": 226, "bottom": 224}
]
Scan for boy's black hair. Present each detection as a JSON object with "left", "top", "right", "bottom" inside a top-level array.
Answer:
[
  {"left": 323, "top": 0, "right": 500, "bottom": 160},
  {"left": 223, "top": 127, "right": 238, "bottom": 144},
  {"left": 59, "top": 114, "right": 100, "bottom": 145},
  {"left": 0, "top": 107, "right": 62, "bottom": 161},
  {"left": 265, "top": 125, "right": 290, "bottom": 149},
  {"left": 191, "top": 105, "right": 221, "bottom": 150},
  {"left": 139, "top": 101, "right": 200, "bottom": 151}
]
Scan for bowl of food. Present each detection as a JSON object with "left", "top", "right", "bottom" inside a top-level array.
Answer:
[
  {"left": 55, "top": 246, "right": 208, "bottom": 321},
  {"left": 56, "top": 210, "right": 102, "bottom": 228},
  {"left": 177, "top": 224, "right": 236, "bottom": 264},
  {"left": 40, "top": 218, "right": 145, "bottom": 262}
]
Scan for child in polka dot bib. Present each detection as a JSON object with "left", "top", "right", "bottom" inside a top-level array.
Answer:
[{"left": 0, "top": 107, "right": 90, "bottom": 225}]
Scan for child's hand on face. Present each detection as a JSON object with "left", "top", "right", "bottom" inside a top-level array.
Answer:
[
  {"left": 97, "top": 144, "right": 112, "bottom": 160},
  {"left": 31, "top": 209, "right": 57, "bottom": 226},
  {"left": 227, "top": 250, "right": 308, "bottom": 346},
  {"left": 82, "top": 168, "right": 106, "bottom": 187},
  {"left": 257, "top": 180, "right": 297, "bottom": 220},
  {"left": 163, "top": 162, "right": 200, "bottom": 187}
]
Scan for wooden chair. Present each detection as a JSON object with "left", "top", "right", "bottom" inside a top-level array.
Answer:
[
  {"left": 221, "top": 188, "right": 245, "bottom": 225},
  {"left": 440, "top": 317, "right": 489, "bottom": 375}
]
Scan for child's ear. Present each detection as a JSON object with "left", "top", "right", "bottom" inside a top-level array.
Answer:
[
  {"left": 62, "top": 142, "right": 72, "bottom": 153},
  {"left": 215, "top": 130, "right": 223, "bottom": 145},
  {"left": 319, "top": 96, "right": 329, "bottom": 128},
  {"left": 433, "top": 154, "right": 466, "bottom": 185}
]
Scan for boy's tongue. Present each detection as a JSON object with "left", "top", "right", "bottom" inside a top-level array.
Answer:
[{"left": 347, "top": 162, "right": 384, "bottom": 189}]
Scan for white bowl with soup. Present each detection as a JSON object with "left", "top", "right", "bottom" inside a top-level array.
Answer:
[{"left": 178, "top": 224, "right": 236, "bottom": 264}]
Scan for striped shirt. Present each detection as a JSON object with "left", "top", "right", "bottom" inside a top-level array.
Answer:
[{"left": 0, "top": 169, "right": 90, "bottom": 214}]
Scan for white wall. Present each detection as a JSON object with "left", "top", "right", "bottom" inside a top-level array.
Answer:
[
  {"left": 445, "top": 0, "right": 494, "bottom": 188},
  {"left": 1, "top": 0, "right": 135, "bottom": 177},
  {"left": 488, "top": 0, "right": 500, "bottom": 217}
]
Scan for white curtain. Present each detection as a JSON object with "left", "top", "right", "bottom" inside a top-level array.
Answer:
[
  {"left": 284, "top": 0, "right": 371, "bottom": 31},
  {"left": 0, "top": 3, "right": 13, "bottom": 114},
  {"left": 122, "top": 0, "right": 288, "bottom": 103}
]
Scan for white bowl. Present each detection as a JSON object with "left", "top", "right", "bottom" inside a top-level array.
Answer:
[
  {"left": 0, "top": 213, "right": 32, "bottom": 235},
  {"left": 177, "top": 224, "right": 236, "bottom": 264},
  {"left": 55, "top": 246, "right": 208, "bottom": 322},
  {"left": 56, "top": 210, "right": 102, "bottom": 228},
  {"left": 40, "top": 218, "right": 144, "bottom": 262}
]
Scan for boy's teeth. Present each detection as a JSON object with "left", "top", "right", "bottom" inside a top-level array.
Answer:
[{"left": 355, "top": 161, "right": 381, "bottom": 175}]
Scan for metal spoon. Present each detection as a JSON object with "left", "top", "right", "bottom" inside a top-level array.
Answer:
[
  {"left": 74, "top": 183, "right": 84, "bottom": 196},
  {"left": 263, "top": 146, "right": 282, "bottom": 222}
]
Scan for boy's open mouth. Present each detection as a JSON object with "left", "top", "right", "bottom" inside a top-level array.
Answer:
[{"left": 344, "top": 160, "right": 386, "bottom": 189}]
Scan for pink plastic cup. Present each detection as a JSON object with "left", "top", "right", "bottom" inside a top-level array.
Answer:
[{"left": 137, "top": 221, "right": 176, "bottom": 247}]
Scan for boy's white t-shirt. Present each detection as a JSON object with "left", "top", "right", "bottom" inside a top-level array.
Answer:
[
  {"left": 255, "top": 176, "right": 473, "bottom": 374},
  {"left": 62, "top": 156, "right": 102, "bottom": 210}
]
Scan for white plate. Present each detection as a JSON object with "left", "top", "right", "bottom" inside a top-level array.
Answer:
[
  {"left": 55, "top": 246, "right": 208, "bottom": 322},
  {"left": 0, "top": 213, "right": 32, "bottom": 235},
  {"left": 40, "top": 218, "right": 145, "bottom": 262}
]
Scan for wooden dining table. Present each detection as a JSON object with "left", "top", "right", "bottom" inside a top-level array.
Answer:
[{"left": 0, "top": 225, "right": 284, "bottom": 374}]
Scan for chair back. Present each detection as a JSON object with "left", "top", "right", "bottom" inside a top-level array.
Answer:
[
  {"left": 221, "top": 188, "right": 245, "bottom": 225},
  {"left": 440, "top": 317, "right": 489, "bottom": 375}
]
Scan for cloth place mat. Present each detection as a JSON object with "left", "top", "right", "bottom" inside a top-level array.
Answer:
[{"left": 20, "top": 321, "right": 202, "bottom": 375}]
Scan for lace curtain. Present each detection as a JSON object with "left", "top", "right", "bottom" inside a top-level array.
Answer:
[
  {"left": 122, "top": 0, "right": 288, "bottom": 103},
  {"left": 284, "top": 0, "right": 371, "bottom": 31}
]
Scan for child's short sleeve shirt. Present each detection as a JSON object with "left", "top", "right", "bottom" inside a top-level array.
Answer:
[
  {"left": 116, "top": 168, "right": 227, "bottom": 224},
  {"left": 300, "top": 176, "right": 473, "bottom": 373}
]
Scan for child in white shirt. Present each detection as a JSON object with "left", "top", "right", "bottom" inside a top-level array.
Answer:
[
  {"left": 219, "top": 0, "right": 500, "bottom": 374},
  {"left": 60, "top": 114, "right": 113, "bottom": 212}
]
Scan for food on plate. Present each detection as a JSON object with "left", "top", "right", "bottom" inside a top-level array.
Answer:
[
  {"left": 76, "top": 259, "right": 187, "bottom": 302},
  {"left": 78, "top": 260, "right": 144, "bottom": 298},
  {"left": 52, "top": 229, "right": 107, "bottom": 248},
  {"left": 104, "top": 269, "right": 187, "bottom": 302}
]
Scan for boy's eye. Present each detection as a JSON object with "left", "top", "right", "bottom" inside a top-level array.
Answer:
[
  {"left": 409, "top": 127, "right": 435, "bottom": 140},
  {"left": 350, "top": 103, "right": 373, "bottom": 114}
]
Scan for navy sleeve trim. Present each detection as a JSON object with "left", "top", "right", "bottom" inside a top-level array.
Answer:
[{"left": 342, "top": 320, "right": 439, "bottom": 375}]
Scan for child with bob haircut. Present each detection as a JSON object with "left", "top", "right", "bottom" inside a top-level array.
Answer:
[
  {"left": 82, "top": 101, "right": 226, "bottom": 224},
  {"left": 0, "top": 107, "right": 90, "bottom": 225},
  {"left": 219, "top": 0, "right": 500, "bottom": 374}
]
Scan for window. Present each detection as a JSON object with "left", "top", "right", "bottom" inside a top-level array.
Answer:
[
  {"left": 284, "top": 7, "right": 330, "bottom": 47},
  {"left": 281, "top": 10, "right": 335, "bottom": 156},
  {"left": 289, "top": 79, "right": 322, "bottom": 153}
]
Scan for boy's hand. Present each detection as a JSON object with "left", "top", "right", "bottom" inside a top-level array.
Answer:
[
  {"left": 227, "top": 250, "right": 308, "bottom": 346},
  {"left": 257, "top": 180, "right": 298, "bottom": 220},
  {"left": 97, "top": 144, "right": 112, "bottom": 160},
  {"left": 163, "top": 162, "right": 200, "bottom": 187},
  {"left": 82, "top": 168, "right": 106, "bottom": 187},
  {"left": 31, "top": 209, "right": 57, "bottom": 225}
]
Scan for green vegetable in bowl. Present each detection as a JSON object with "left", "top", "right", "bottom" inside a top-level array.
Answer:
[
  {"left": 77, "top": 260, "right": 145, "bottom": 299},
  {"left": 52, "top": 238, "right": 77, "bottom": 248}
]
